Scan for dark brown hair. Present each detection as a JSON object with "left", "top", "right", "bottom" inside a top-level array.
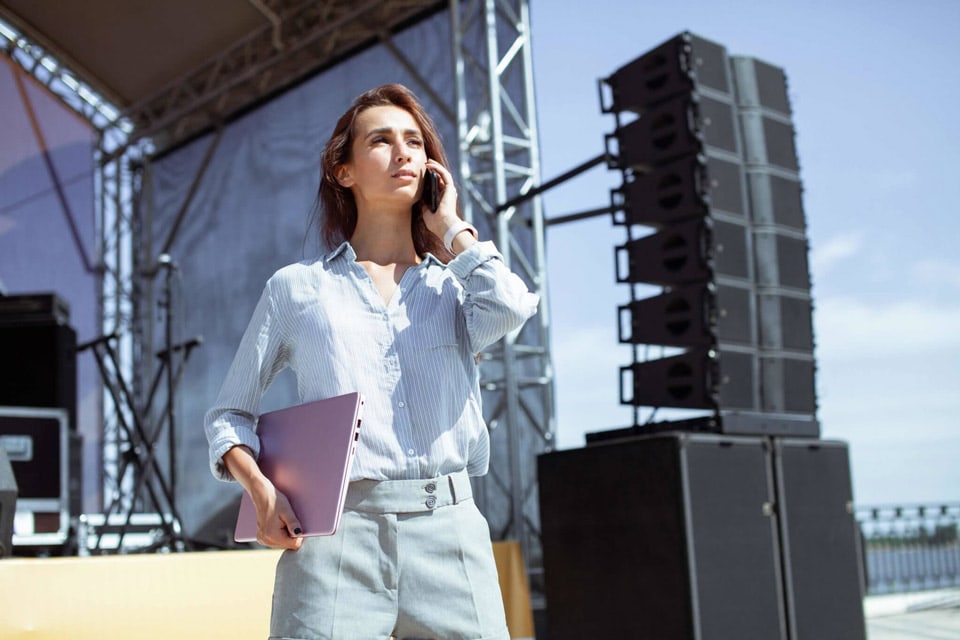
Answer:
[{"left": 318, "top": 84, "right": 457, "bottom": 261}]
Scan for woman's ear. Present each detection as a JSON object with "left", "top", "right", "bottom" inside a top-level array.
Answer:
[{"left": 335, "top": 165, "right": 354, "bottom": 188}]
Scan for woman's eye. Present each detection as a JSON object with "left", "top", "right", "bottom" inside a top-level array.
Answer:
[{"left": 407, "top": 138, "right": 423, "bottom": 147}]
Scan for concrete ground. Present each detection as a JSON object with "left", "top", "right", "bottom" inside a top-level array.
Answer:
[{"left": 865, "top": 588, "right": 960, "bottom": 640}]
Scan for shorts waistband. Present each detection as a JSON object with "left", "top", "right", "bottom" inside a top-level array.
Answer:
[{"left": 344, "top": 470, "right": 473, "bottom": 514}]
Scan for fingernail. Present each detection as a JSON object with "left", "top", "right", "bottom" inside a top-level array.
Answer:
[{"left": 293, "top": 527, "right": 302, "bottom": 535}]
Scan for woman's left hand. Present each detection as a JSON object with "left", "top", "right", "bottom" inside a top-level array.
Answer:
[{"left": 421, "top": 159, "right": 462, "bottom": 239}]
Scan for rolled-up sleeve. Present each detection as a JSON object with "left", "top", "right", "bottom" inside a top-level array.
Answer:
[
  {"left": 447, "top": 240, "right": 540, "bottom": 352},
  {"left": 203, "top": 278, "right": 288, "bottom": 482}
]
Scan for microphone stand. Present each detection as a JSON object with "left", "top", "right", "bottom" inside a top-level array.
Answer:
[
  {"left": 158, "top": 254, "right": 180, "bottom": 544},
  {"left": 83, "top": 253, "right": 208, "bottom": 553}
]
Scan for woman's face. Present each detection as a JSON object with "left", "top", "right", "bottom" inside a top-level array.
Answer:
[{"left": 337, "top": 105, "right": 427, "bottom": 210}]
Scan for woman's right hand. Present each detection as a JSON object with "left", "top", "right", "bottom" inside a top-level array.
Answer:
[
  {"left": 249, "top": 476, "right": 304, "bottom": 550},
  {"left": 222, "top": 444, "right": 303, "bottom": 551}
]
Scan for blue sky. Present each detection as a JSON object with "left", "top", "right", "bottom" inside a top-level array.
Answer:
[{"left": 529, "top": 0, "right": 960, "bottom": 505}]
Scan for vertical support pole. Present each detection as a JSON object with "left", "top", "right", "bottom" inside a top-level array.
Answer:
[
  {"left": 451, "top": 0, "right": 556, "bottom": 600},
  {"left": 95, "top": 130, "right": 146, "bottom": 521},
  {"left": 482, "top": 0, "right": 526, "bottom": 561}
]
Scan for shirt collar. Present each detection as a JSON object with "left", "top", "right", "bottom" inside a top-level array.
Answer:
[
  {"left": 324, "top": 241, "right": 355, "bottom": 264},
  {"left": 325, "top": 241, "right": 443, "bottom": 268},
  {"left": 420, "top": 252, "right": 443, "bottom": 268}
]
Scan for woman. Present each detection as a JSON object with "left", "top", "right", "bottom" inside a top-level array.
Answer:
[{"left": 204, "top": 84, "right": 539, "bottom": 639}]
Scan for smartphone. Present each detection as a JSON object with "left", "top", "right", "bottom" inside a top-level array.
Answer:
[{"left": 421, "top": 169, "right": 440, "bottom": 212}]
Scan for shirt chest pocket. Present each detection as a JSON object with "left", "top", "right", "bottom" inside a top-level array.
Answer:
[{"left": 405, "top": 318, "right": 459, "bottom": 352}]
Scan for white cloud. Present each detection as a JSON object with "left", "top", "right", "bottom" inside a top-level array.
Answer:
[
  {"left": 814, "top": 296, "right": 960, "bottom": 359},
  {"left": 810, "top": 231, "right": 865, "bottom": 276}
]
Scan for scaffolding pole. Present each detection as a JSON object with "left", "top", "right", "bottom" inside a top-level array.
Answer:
[{"left": 451, "top": 0, "right": 556, "bottom": 597}]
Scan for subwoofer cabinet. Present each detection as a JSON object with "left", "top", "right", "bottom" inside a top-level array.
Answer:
[
  {"left": 537, "top": 432, "right": 865, "bottom": 640},
  {"left": 774, "top": 439, "right": 867, "bottom": 639}
]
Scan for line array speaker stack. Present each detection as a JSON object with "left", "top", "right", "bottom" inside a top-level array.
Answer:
[
  {"left": 535, "top": 31, "right": 867, "bottom": 640},
  {"left": 600, "top": 32, "right": 817, "bottom": 437}
]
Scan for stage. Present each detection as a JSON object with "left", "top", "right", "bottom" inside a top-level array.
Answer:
[{"left": 0, "top": 541, "right": 535, "bottom": 639}]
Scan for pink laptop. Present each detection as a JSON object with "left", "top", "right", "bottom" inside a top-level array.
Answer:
[{"left": 234, "top": 391, "right": 364, "bottom": 542}]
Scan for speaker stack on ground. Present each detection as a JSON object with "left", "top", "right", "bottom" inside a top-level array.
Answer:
[
  {"left": 0, "top": 293, "right": 82, "bottom": 554},
  {"left": 538, "top": 434, "right": 866, "bottom": 639},
  {"left": 536, "top": 33, "right": 865, "bottom": 639}
]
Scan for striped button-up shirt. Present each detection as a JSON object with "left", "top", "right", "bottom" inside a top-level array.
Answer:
[{"left": 204, "top": 240, "right": 539, "bottom": 483}]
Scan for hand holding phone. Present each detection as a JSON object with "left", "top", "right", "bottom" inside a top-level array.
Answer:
[{"left": 421, "top": 168, "right": 440, "bottom": 213}]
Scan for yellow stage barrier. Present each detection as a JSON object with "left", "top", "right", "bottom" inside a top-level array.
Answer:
[{"left": 0, "top": 541, "right": 534, "bottom": 639}]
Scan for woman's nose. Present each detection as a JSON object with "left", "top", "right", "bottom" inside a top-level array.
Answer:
[{"left": 395, "top": 142, "right": 412, "bottom": 163}]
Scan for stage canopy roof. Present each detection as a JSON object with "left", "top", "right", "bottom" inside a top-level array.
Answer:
[{"left": 0, "top": 0, "right": 445, "bottom": 152}]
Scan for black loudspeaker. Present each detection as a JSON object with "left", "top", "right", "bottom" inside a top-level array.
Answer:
[
  {"left": 620, "top": 348, "right": 757, "bottom": 412},
  {"left": 601, "top": 32, "right": 729, "bottom": 112},
  {"left": 615, "top": 218, "right": 714, "bottom": 286},
  {"left": 0, "top": 323, "right": 77, "bottom": 431},
  {"left": 0, "top": 447, "right": 17, "bottom": 558},
  {"left": 538, "top": 434, "right": 788, "bottom": 640},
  {"left": 775, "top": 439, "right": 867, "bottom": 639},
  {"left": 621, "top": 283, "right": 747, "bottom": 346}
]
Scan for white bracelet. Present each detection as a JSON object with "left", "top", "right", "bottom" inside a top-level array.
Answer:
[{"left": 443, "top": 220, "right": 478, "bottom": 254}]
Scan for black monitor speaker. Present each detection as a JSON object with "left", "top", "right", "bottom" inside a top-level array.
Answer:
[{"left": 0, "top": 322, "right": 77, "bottom": 431}]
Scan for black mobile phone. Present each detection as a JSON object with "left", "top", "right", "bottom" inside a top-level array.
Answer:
[{"left": 422, "top": 169, "right": 440, "bottom": 212}]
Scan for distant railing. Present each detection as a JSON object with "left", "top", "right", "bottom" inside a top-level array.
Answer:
[{"left": 856, "top": 503, "right": 960, "bottom": 595}]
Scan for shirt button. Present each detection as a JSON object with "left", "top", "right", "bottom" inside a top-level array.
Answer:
[
  {"left": 407, "top": 448, "right": 416, "bottom": 456},
  {"left": 425, "top": 482, "right": 437, "bottom": 494},
  {"left": 425, "top": 495, "right": 437, "bottom": 509},
  {"left": 398, "top": 401, "right": 406, "bottom": 408}
]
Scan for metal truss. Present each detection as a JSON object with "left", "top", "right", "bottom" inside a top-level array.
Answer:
[
  {"left": 1, "top": 16, "right": 143, "bottom": 518},
  {"left": 450, "top": 0, "right": 555, "bottom": 593},
  {"left": 115, "top": 0, "right": 447, "bottom": 156},
  {"left": 0, "top": 17, "right": 131, "bottom": 142}
]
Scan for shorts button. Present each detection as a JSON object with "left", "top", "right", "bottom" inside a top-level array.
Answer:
[
  {"left": 425, "top": 482, "right": 437, "bottom": 494},
  {"left": 425, "top": 495, "right": 437, "bottom": 509}
]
